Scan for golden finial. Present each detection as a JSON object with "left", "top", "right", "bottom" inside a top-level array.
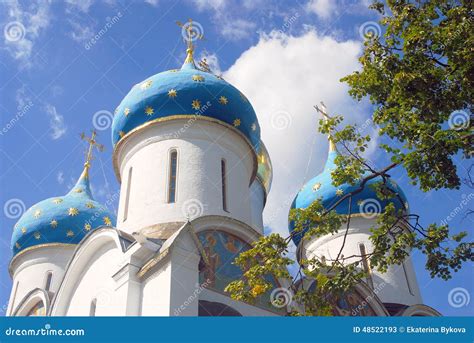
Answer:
[
  {"left": 176, "top": 19, "right": 204, "bottom": 65},
  {"left": 80, "top": 130, "right": 104, "bottom": 177},
  {"left": 314, "top": 101, "right": 336, "bottom": 152}
]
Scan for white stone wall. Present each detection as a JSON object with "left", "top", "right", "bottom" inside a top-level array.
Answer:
[
  {"left": 115, "top": 120, "right": 256, "bottom": 235},
  {"left": 301, "top": 216, "right": 422, "bottom": 306},
  {"left": 7, "top": 246, "right": 75, "bottom": 315},
  {"left": 249, "top": 180, "right": 265, "bottom": 234}
]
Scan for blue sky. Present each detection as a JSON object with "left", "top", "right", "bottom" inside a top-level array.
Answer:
[{"left": 0, "top": 0, "right": 472, "bottom": 316}]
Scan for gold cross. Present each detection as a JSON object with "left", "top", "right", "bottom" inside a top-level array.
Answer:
[
  {"left": 176, "top": 19, "right": 204, "bottom": 64},
  {"left": 313, "top": 101, "right": 336, "bottom": 152},
  {"left": 80, "top": 130, "right": 104, "bottom": 171}
]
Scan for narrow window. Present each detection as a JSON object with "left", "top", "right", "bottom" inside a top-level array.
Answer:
[
  {"left": 44, "top": 271, "right": 53, "bottom": 291},
  {"left": 123, "top": 167, "right": 133, "bottom": 221},
  {"left": 168, "top": 150, "right": 178, "bottom": 203},
  {"left": 221, "top": 159, "right": 227, "bottom": 211},
  {"left": 359, "top": 243, "right": 374, "bottom": 289},
  {"left": 89, "top": 298, "right": 97, "bottom": 316},
  {"left": 402, "top": 261, "right": 415, "bottom": 295}
]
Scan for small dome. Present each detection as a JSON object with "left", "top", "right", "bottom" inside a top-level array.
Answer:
[
  {"left": 111, "top": 50, "right": 260, "bottom": 151},
  {"left": 11, "top": 168, "right": 116, "bottom": 256},
  {"left": 256, "top": 142, "right": 273, "bottom": 196},
  {"left": 289, "top": 150, "right": 408, "bottom": 246}
]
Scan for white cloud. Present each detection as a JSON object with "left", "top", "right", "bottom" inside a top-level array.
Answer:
[
  {"left": 57, "top": 170, "right": 65, "bottom": 184},
  {"left": 2, "top": 0, "right": 51, "bottom": 67},
  {"left": 44, "top": 104, "right": 67, "bottom": 140},
  {"left": 306, "top": 0, "right": 338, "bottom": 20},
  {"left": 223, "top": 30, "right": 375, "bottom": 237},
  {"left": 65, "top": 0, "right": 94, "bottom": 13},
  {"left": 192, "top": 0, "right": 255, "bottom": 41},
  {"left": 68, "top": 19, "right": 95, "bottom": 43},
  {"left": 144, "top": 0, "right": 160, "bottom": 6}
]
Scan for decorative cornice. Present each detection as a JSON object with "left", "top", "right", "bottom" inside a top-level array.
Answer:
[{"left": 112, "top": 115, "right": 258, "bottom": 184}]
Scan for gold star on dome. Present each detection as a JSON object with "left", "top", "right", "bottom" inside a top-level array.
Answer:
[
  {"left": 33, "top": 209, "right": 42, "bottom": 218},
  {"left": 34, "top": 232, "right": 41, "bottom": 240},
  {"left": 21, "top": 227, "right": 27, "bottom": 234},
  {"left": 119, "top": 131, "right": 125, "bottom": 138},
  {"left": 145, "top": 106, "right": 154, "bottom": 116},
  {"left": 74, "top": 188, "right": 83, "bottom": 193},
  {"left": 53, "top": 198, "right": 63, "bottom": 204},
  {"left": 192, "top": 74, "right": 204, "bottom": 82},
  {"left": 251, "top": 123, "right": 257, "bottom": 131},
  {"left": 191, "top": 99, "right": 201, "bottom": 110},
  {"left": 68, "top": 207, "right": 79, "bottom": 216},
  {"left": 312, "top": 183, "right": 321, "bottom": 192},
  {"left": 86, "top": 202, "right": 95, "bottom": 209},
  {"left": 50, "top": 220, "right": 58, "bottom": 228},
  {"left": 219, "top": 96, "right": 228, "bottom": 105},
  {"left": 124, "top": 108, "right": 131, "bottom": 116},
  {"left": 335, "top": 189, "right": 344, "bottom": 196},
  {"left": 357, "top": 199, "right": 363, "bottom": 206},
  {"left": 140, "top": 80, "right": 153, "bottom": 90},
  {"left": 169, "top": 69, "right": 179, "bottom": 72},
  {"left": 103, "top": 216, "right": 112, "bottom": 226},
  {"left": 168, "top": 89, "right": 177, "bottom": 98},
  {"left": 15, "top": 242, "right": 20, "bottom": 249},
  {"left": 84, "top": 223, "right": 92, "bottom": 231},
  {"left": 66, "top": 230, "right": 74, "bottom": 237},
  {"left": 233, "top": 118, "right": 241, "bottom": 127}
]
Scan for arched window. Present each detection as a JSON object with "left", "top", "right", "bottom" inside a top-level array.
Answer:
[
  {"left": 359, "top": 243, "right": 374, "bottom": 289},
  {"left": 221, "top": 159, "right": 227, "bottom": 211},
  {"left": 89, "top": 298, "right": 97, "bottom": 316},
  {"left": 44, "top": 271, "right": 53, "bottom": 291},
  {"left": 123, "top": 167, "right": 133, "bottom": 221},
  {"left": 168, "top": 150, "right": 178, "bottom": 203},
  {"left": 27, "top": 302, "right": 45, "bottom": 316},
  {"left": 198, "top": 300, "right": 242, "bottom": 316}
]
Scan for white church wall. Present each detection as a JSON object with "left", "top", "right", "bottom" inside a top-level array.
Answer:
[
  {"left": 249, "top": 180, "right": 265, "bottom": 234},
  {"left": 301, "top": 216, "right": 422, "bottom": 306},
  {"left": 115, "top": 119, "right": 255, "bottom": 235},
  {"left": 7, "top": 246, "right": 74, "bottom": 315}
]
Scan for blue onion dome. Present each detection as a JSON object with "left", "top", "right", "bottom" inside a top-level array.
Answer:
[
  {"left": 11, "top": 164, "right": 116, "bottom": 257},
  {"left": 111, "top": 47, "right": 260, "bottom": 153},
  {"left": 256, "top": 141, "right": 273, "bottom": 196},
  {"left": 289, "top": 142, "right": 408, "bottom": 247}
]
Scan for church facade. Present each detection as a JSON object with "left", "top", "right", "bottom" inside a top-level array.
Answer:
[{"left": 6, "top": 34, "right": 440, "bottom": 317}]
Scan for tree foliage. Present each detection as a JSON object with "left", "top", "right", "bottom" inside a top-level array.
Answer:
[{"left": 224, "top": 0, "right": 473, "bottom": 315}]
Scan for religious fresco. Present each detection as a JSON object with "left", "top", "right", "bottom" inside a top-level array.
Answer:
[
  {"left": 331, "top": 289, "right": 377, "bottom": 316},
  {"left": 198, "top": 230, "right": 284, "bottom": 313}
]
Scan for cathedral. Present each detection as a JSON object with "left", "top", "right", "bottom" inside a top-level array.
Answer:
[{"left": 6, "top": 30, "right": 440, "bottom": 317}]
